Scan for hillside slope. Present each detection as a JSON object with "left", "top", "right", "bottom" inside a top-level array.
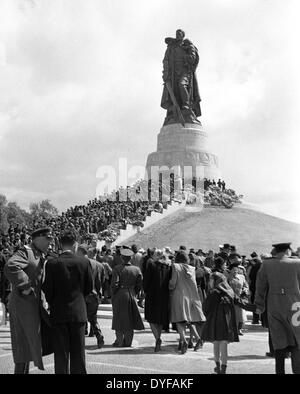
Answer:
[{"left": 122, "top": 205, "right": 300, "bottom": 255}]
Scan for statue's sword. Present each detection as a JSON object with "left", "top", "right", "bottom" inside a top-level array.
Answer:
[{"left": 165, "top": 81, "right": 185, "bottom": 127}]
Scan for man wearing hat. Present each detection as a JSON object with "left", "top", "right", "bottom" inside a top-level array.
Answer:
[
  {"left": 195, "top": 249, "right": 206, "bottom": 267},
  {"left": 42, "top": 230, "right": 93, "bottom": 374},
  {"left": 111, "top": 246, "right": 123, "bottom": 270},
  {"left": 4, "top": 227, "right": 53, "bottom": 374},
  {"left": 218, "top": 244, "right": 231, "bottom": 267},
  {"left": 111, "top": 246, "right": 144, "bottom": 347},
  {"left": 255, "top": 243, "right": 300, "bottom": 374},
  {"left": 229, "top": 245, "right": 236, "bottom": 255}
]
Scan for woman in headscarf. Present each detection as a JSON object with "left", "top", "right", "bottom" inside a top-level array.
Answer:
[
  {"left": 227, "top": 261, "right": 249, "bottom": 335},
  {"left": 169, "top": 250, "right": 206, "bottom": 354},
  {"left": 143, "top": 250, "right": 172, "bottom": 352},
  {"left": 202, "top": 257, "right": 239, "bottom": 374}
]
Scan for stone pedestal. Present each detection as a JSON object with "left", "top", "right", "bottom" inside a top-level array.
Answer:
[{"left": 146, "top": 123, "right": 220, "bottom": 181}]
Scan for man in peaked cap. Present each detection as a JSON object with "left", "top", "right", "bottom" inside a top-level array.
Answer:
[
  {"left": 4, "top": 227, "right": 53, "bottom": 373},
  {"left": 31, "top": 227, "right": 53, "bottom": 239},
  {"left": 111, "top": 246, "right": 144, "bottom": 347},
  {"left": 255, "top": 242, "right": 300, "bottom": 374}
]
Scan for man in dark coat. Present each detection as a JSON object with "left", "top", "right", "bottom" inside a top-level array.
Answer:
[
  {"left": 42, "top": 230, "right": 93, "bottom": 374},
  {"left": 218, "top": 244, "right": 231, "bottom": 267},
  {"left": 248, "top": 252, "right": 262, "bottom": 324},
  {"left": 111, "top": 247, "right": 144, "bottom": 347},
  {"left": 76, "top": 244, "right": 105, "bottom": 348},
  {"left": 111, "top": 247, "right": 123, "bottom": 270},
  {"left": 4, "top": 227, "right": 53, "bottom": 374},
  {"left": 255, "top": 243, "right": 300, "bottom": 374}
]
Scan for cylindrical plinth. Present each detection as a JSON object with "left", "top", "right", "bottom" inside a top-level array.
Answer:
[
  {"left": 157, "top": 123, "right": 208, "bottom": 152},
  {"left": 146, "top": 122, "right": 220, "bottom": 181}
]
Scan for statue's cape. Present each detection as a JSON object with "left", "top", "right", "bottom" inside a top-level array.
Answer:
[
  {"left": 161, "top": 42, "right": 201, "bottom": 117},
  {"left": 161, "top": 73, "right": 201, "bottom": 117}
]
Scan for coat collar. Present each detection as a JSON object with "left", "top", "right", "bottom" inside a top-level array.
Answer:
[
  {"left": 28, "top": 242, "right": 44, "bottom": 259},
  {"left": 59, "top": 250, "right": 74, "bottom": 256}
]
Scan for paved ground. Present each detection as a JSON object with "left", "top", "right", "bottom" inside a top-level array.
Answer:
[{"left": 0, "top": 306, "right": 293, "bottom": 375}]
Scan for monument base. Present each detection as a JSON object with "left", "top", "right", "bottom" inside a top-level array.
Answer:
[{"left": 146, "top": 122, "right": 220, "bottom": 182}]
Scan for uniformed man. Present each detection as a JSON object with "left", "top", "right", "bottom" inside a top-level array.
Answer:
[
  {"left": 76, "top": 244, "right": 105, "bottom": 348},
  {"left": 4, "top": 227, "right": 53, "bottom": 374},
  {"left": 111, "top": 247, "right": 144, "bottom": 347},
  {"left": 255, "top": 243, "right": 300, "bottom": 374}
]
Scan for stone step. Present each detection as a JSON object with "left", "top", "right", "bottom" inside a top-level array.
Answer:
[{"left": 97, "top": 200, "right": 184, "bottom": 249}]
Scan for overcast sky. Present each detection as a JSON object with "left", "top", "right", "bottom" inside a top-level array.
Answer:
[{"left": 0, "top": 0, "right": 299, "bottom": 222}]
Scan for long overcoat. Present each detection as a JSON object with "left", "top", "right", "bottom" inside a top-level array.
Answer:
[
  {"left": 111, "top": 262, "right": 144, "bottom": 331},
  {"left": 202, "top": 281, "right": 239, "bottom": 343},
  {"left": 169, "top": 263, "right": 206, "bottom": 323},
  {"left": 4, "top": 244, "right": 50, "bottom": 369},
  {"left": 255, "top": 256, "right": 300, "bottom": 350},
  {"left": 143, "top": 259, "right": 172, "bottom": 326}
]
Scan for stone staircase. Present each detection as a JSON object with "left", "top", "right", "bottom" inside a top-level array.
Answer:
[{"left": 97, "top": 199, "right": 185, "bottom": 249}]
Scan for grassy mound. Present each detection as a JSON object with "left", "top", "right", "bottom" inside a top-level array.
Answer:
[{"left": 122, "top": 204, "right": 300, "bottom": 255}]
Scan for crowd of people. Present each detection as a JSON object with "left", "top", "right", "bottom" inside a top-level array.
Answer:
[
  {"left": 0, "top": 178, "right": 239, "bottom": 258},
  {"left": 1, "top": 229, "right": 300, "bottom": 375},
  {"left": 204, "top": 178, "right": 226, "bottom": 191},
  {"left": 0, "top": 201, "right": 166, "bottom": 256}
]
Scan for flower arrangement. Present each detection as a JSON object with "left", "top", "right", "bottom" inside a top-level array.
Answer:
[
  {"left": 98, "top": 229, "right": 118, "bottom": 243},
  {"left": 204, "top": 186, "right": 242, "bottom": 209},
  {"left": 130, "top": 220, "right": 145, "bottom": 228}
]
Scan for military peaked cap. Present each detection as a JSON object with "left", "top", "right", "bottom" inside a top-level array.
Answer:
[
  {"left": 31, "top": 227, "right": 52, "bottom": 238},
  {"left": 272, "top": 243, "right": 292, "bottom": 253},
  {"left": 120, "top": 247, "right": 134, "bottom": 257}
]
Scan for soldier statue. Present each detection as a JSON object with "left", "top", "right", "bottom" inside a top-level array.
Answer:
[{"left": 161, "top": 29, "right": 201, "bottom": 126}]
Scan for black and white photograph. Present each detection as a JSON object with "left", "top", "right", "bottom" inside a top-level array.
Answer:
[{"left": 0, "top": 0, "right": 300, "bottom": 378}]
